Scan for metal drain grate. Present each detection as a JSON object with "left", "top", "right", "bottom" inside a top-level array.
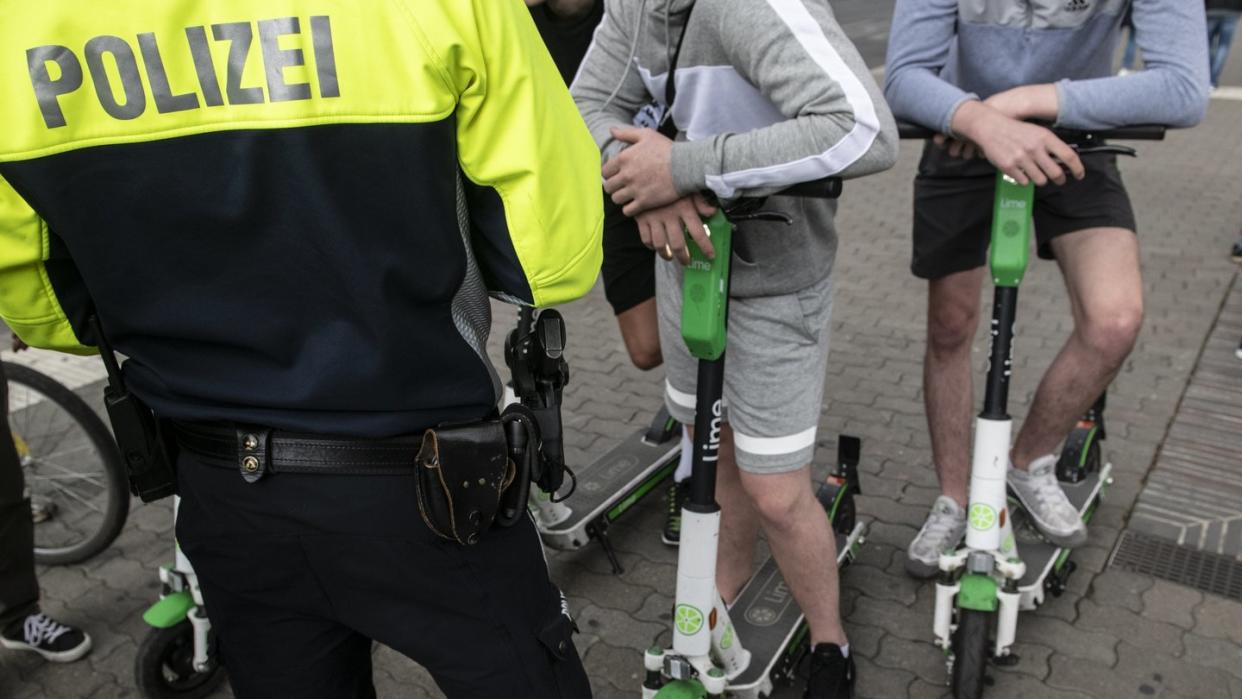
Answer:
[{"left": 1110, "top": 531, "right": 1242, "bottom": 601}]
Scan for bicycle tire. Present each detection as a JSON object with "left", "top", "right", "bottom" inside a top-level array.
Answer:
[
  {"left": 952, "top": 608, "right": 990, "bottom": 699},
  {"left": 5, "top": 361, "right": 129, "bottom": 564}
]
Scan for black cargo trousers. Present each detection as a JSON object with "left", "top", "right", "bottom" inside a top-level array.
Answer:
[
  {"left": 175, "top": 447, "right": 592, "bottom": 698},
  {"left": 0, "top": 361, "right": 40, "bottom": 628}
]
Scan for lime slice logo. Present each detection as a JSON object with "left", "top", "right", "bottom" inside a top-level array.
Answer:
[
  {"left": 969, "top": 503, "right": 997, "bottom": 531},
  {"left": 675, "top": 604, "right": 704, "bottom": 636},
  {"left": 1002, "top": 534, "right": 1016, "bottom": 554},
  {"left": 720, "top": 623, "right": 734, "bottom": 650}
]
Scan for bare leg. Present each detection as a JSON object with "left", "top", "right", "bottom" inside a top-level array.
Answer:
[
  {"left": 700, "top": 427, "right": 759, "bottom": 603},
  {"left": 737, "top": 461, "right": 846, "bottom": 646},
  {"left": 924, "top": 268, "right": 987, "bottom": 506},
  {"left": 1011, "top": 228, "right": 1143, "bottom": 469},
  {"left": 616, "top": 298, "right": 663, "bottom": 370}
]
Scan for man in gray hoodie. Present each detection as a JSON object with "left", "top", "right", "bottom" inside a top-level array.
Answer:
[
  {"left": 884, "top": 1, "right": 1209, "bottom": 579},
  {"left": 573, "top": 1, "right": 897, "bottom": 695}
]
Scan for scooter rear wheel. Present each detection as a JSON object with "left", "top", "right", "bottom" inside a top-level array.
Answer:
[
  {"left": 951, "top": 608, "right": 990, "bottom": 699},
  {"left": 135, "top": 621, "right": 226, "bottom": 699},
  {"left": 831, "top": 491, "right": 857, "bottom": 536},
  {"left": 1056, "top": 426, "right": 1101, "bottom": 483}
]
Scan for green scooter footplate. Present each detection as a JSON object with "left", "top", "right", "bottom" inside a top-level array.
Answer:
[
  {"left": 726, "top": 526, "right": 862, "bottom": 690},
  {"left": 540, "top": 427, "right": 680, "bottom": 544}
]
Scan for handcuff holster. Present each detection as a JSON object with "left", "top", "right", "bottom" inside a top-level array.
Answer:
[
  {"left": 418, "top": 307, "right": 573, "bottom": 546},
  {"left": 415, "top": 419, "right": 513, "bottom": 546},
  {"left": 415, "top": 404, "right": 543, "bottom": 546}
]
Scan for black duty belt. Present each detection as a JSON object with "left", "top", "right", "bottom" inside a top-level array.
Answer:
[{"left": 172, "top": 422, "right": 422, "bottom": 482}]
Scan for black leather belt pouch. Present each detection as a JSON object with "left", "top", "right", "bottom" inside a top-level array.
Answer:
[{"left": 415, "top": 420, "right": 515, "bottom": 546}]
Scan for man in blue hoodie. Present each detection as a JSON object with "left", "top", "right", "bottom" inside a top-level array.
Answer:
[{"left": 884, "top": 0, "right": 1210, "bottom": 578}]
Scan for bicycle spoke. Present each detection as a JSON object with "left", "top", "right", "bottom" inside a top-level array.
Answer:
[
  {"left": 8, "top": 364, "right": 122, "bottom": 558},
  {"left": 28, "top": 471, "right": 107, "bottom": 483},
  {"left": 26, "top": 453, "right": 108, "bottom": 490},
  {"left": 44, "top": 479, "right": 105, "bottom": 515},
  {"left": 21, "top": 419, "right": 76, "bottom": 463},
  {"left": 38, "top": 443, "right": 96, "bottom": 460}
]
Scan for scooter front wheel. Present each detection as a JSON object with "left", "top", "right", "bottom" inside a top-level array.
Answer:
[
  {"left": 134, "top": 621, "right": 226, "bottom": 699},
  {"left": 951, "top": 608, "right": 990, "bottom": 699}
]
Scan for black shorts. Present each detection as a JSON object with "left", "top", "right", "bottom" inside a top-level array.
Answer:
[
  {"left": 601, "top": 194, "right": 656, "bottom": 315},
  {"left": 911, "top": 146, "right": 1137, "bottom": 280}
]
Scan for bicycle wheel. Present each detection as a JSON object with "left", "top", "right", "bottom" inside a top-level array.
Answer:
[{"left": 5, "top": 361, "right": 129, "bottom": 564}]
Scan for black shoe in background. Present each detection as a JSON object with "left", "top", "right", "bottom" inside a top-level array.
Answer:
[
  {"left": 661, "top": 480, "right": 689, "bottom": 546},
  {"left": 1, "top": 611, "right": 91, "bottom": 662},
  {"left": 804, "top": 643, "right": 855, "bottom": 699},
  {"left": 1231, "top": 232, "right": 1242, "bottom": 263}
]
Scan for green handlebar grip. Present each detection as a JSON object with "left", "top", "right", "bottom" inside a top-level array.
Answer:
[
  {"left": 989, "top": 172, "right": 1034, "bottom": 288},
  {"left": 681, "top": 211, "right": 733, "bottom": 361}
]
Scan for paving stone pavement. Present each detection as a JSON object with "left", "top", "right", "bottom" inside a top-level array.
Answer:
[
  {"left": 1127, "top": 269, "right": 1242, "bottom": 557},
  {"left": 4, "top": 102, "right": 1242, "bottom": 699}
]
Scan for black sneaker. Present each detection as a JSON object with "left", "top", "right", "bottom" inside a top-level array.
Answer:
[
  {"left": 1, "top": 612, "right": 91, "bottom": 662},
  {"left": 804, "top": 644, "right": 854, "bottom": 699},
  {"left": 1236, "top": 336, "right": 1242, "bottom": 360},
  {"left": 1231, "top": 232, "right": 1242, "bottom": 264},
  {"left": 661, "top": 480, "right": 689, "bottom": 546}
]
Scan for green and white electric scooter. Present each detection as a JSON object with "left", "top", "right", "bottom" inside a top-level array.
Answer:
[
  {"left": 642, "top": 180, "right": 867, "bottom": 698},
  {"left": 135, "top": 497, "right": 227, "bottom": 698},
  {"left": 897, "top": 123, "right": 1165, "bottom": 699}
]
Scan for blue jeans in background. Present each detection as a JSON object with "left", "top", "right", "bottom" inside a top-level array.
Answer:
[{"left": 1208, "top": 11, "right": 1241, "bottom": 87}]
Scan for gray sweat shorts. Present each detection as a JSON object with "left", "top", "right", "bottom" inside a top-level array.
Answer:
[{"left": 656, "top": 259, "right": 834, "bottom": 474}]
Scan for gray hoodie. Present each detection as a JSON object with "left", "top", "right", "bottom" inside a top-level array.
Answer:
[{"left": 571, "top": 0, "right": 898, "bottom": 297}]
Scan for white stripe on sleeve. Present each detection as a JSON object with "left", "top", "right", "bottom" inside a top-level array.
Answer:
[{"left": 704, "top": 0, "right": 881, "bottom": 198}]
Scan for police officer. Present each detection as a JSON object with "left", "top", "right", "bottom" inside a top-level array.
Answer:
[{"left": 0, "top": 2, "right": 603, "bottom": 697}]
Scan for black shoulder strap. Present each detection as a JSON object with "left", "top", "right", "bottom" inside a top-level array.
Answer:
[
  {"left": 658, "top": 3, "right": 696, "bottom": 138},
  {"left": 90, "top": 315, "right": 129, "bottom": 396}
]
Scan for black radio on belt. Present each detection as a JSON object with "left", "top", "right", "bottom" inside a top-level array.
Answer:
[{"left": 90, "top": 316, "right": 177, "bottom": 502}]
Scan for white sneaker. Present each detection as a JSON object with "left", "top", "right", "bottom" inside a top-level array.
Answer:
[
  {"left": 906, "top": 495, "right": 967, "bottom": 579},
  {"left": 1007, "top": 455, "right": 1087, "bottom": 548}
]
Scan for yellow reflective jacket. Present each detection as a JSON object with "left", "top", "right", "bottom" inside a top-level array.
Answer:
[{"left": 0, "top": 0, "right": 603, "bottom": 436}]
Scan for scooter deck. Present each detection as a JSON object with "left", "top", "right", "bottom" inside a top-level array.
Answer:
[
  {"left": 1015, "top": 462, "right": 1111, "bottom": 595},
  {"left": 539, "top": 429, "right": 681, "bottom": 549},
  {"left": 727, "top": 523, "right": 865, "bottom": 692}
]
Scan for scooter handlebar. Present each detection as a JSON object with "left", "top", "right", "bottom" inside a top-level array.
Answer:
[
  {"left": 895, "top": 121, "right": 1167, "bottom": 142},
  {"left": 897, "top": 122, "right": 937, "bottom": 140},
  {"left": 770, "top": 177, "right": 844, "bottom": 200}
]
